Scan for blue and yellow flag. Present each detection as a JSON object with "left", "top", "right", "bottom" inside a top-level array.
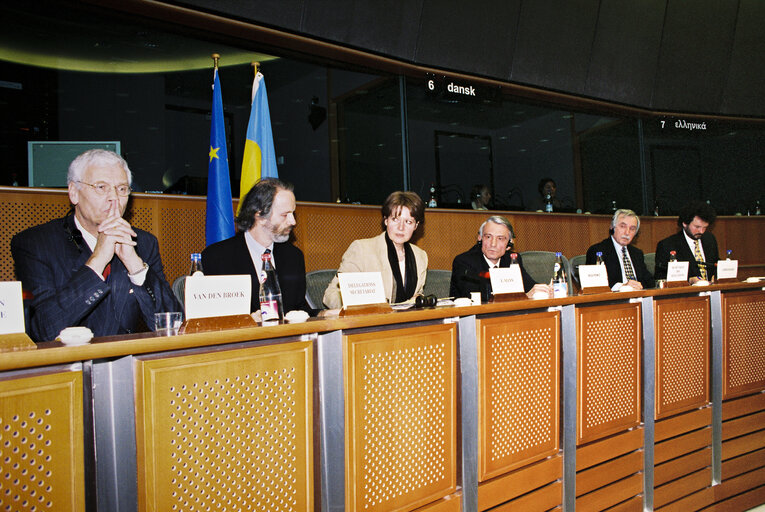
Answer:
[
  {"left": 206, "top": 67, "right": 235, "bottom": 246},
  {"left": 239, "top": 71, "right": 278, "bottom": 212}
]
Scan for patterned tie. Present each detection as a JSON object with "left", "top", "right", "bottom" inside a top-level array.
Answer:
[
  {"left": 622, "top": 246, "right": 636, "bottom": 281},
  {"left": 694, "top": 239, "right": 708, "bottom": 280}
]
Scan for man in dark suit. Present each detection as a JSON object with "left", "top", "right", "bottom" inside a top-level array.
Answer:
[
  {"left": 585, "top": 209, "right": 654, "bottom": 290},
  {"left": 450, "top": 215, "right": 551, "bottom": 302},
  {"left": 202, "top": 178, "right": 312, "bottom": 315},
  {"left": 655, "top": 201, "right": 719, "bottom": 282},
  {"left": 11, "top": 150, "right": 179, "bottom": 342}
]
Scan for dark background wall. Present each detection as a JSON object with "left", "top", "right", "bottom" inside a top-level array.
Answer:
[{"left": 172, "top": 0, "right": 765, "bottom": 117}]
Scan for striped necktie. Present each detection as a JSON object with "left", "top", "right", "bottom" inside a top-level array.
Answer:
[
  {"left": 622, "top": 246, "right": 636, "bottom": 281},
  {"left": 694, "top": 239, "right": 708, "bottom": 280}
]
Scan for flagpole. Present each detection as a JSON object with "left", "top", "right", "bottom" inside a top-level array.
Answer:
[{"left": 212, "top": 53, "right": 220, "bottom": 69}]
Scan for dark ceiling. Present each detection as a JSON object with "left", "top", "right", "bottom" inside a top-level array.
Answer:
[{"left": 172, "top": 0, "right": 765, "bottom": 118}]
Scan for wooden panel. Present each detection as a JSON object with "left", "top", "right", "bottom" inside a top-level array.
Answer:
[
  {"left": 575, "top": 472, "right": 642, "bottom": 511},
  {"left": 576, "top": 428, "right": 643, "bottom": 471},
  {"left": 655, "top": 407, "right": 711, "bottom": 442},
  {"left": 722, "top": 392, "right": 765, "bottom": 421},
  {"left": 488, "top": 481, "right": 562, "bottom": 512},
  {"left": 708, "top": 468, "right": 765, "bottom": 507},
  {"left": 577, "top": 302, "right": 641, "bottom": 444},
  {"left": 3, "top": 188, "right": 764, "bottom": 283},
  {"left": 654, "top": 428, "right": 712, "bottom": 465},
  {"left": 654, "top": 467, "right": 711, "bottom": 508},
  {"left": 657, "top": 487, "right": 713, "bottom": 512},
  {"left": 344, "top": 324, "right": 457, "bottom": 512},
  {"left": 477, "top": 455, "right": 561, "bottom": 511},
  {"left": 721, "top": 448, "right": 765, "bottom": 480},
  {"left": 0, "top": 370, "right": 84, "bottom": 512},
  {"left": 414, "top": 491, "right": 462, "bottom": 512},
  {"left": 134, "top": 341, "right": 314, "bottom": 512},
  {"left": 477, "top": 312, "right": 559, "bottom": 480},
  {"left": 722, "top": 411, "right": 765, "bottom": 440},
  {"left": 722, "top": 430, "right": 765, "bottom": 461},
  {"left": 709, "top": 485, "right": 765, "bottom": 512},
  {"left": 654, "top": 447, "right": 711, "bottom": 486},
  {"left": 607, "top": 495, "right": 643, "bottom": 512},
  {"left": 577, "top": 450, "right": 642, "bottom": 496},
  {"left": 722, "top": 290, "right": 765, "bottom": 399},
  {"left": 654, "top": 296, "right": 710, "bottom": 419}
]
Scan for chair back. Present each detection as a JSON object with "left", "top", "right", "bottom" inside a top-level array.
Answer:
[
  {"left": 519, "top": 251, "right": 574, "bottom": 295},
  {"left": 305, "top": 269, "right": 337, "bottom": 310},
  {"left": 644, "top": 252, "right": 656, "bottom": 277},
  {"left": 569, "top": 254, "right": 586, "bottom": 287},
  {"left": 172, "top": 275, "right": 186, "bottom": 310},
  {"left": 423, "top": 269, "right": 452, "bottom": 299}
]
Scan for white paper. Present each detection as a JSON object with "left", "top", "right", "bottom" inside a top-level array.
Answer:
[
  {"left": 338, "top": 272, "right": 387, "bottom": 307},
  {"left": 717, "top": 259, "right": 738, "bottom": 279},
  {"left": 184, "top": 275, "right": 251, "bottom": 319},
  {"left": 0, "top": 281, "right": 26, "bottom": 334},
  {"left": 578, "top": 264, "right": 609, "bottom": 289},
  {"left": 667, "top": 261, "right": 689, "bottom": 282},
  {"left": 489, "top": 266, "right": 524, "bottom": 294}
]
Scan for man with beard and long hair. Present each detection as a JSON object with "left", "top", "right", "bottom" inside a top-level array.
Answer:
[
  {"left": 202, "top": 178, "right": 312, "bottom": 314},
  {"left": 654, "top": 201, "right": 719, "bottom": 283}
]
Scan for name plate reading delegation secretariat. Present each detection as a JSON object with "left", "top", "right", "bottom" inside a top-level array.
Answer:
[
  {"left": 185, "top": 275, "right": 251, "bottom": 319},
  {"left": 338, "top": 271, "right": 386, "bottom": 307},
  {"left": 0, "top": 281, "right": 25, "bottom": 334},
  {"left": 490, "top": 266, "right": 524, "bottom": 294},
  {"left": 717, "top": 259, "right": 738, "bottom": 279},
  {"left": 578, "top": 265, "right": 609, "bottom": 289},
  {"left": 667, "top": 261, "right": 690, "bottom": 282}
]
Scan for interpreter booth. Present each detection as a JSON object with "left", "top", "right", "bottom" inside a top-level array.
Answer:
[{"left": 1, "top": 281, "right": 764, "bottom": 511}]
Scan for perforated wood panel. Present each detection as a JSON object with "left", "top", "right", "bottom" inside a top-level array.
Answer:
[
  {"left": 722, "top": 290, "right": 765, "bottom": 399},
  {"left": 158, "top": 205, "right": 206, "bottom": 283},
  {"left": 654, "top": 296, "right": 710, "bottom": 419},
  {"left": 344, "top": 323, "right": 457, "bottom": 512},
  {"left": 135, "top": 341, "right": 313, "bottom": 512},
  {"left": 577, "top": 302, "right": 641, "bottom": 445},
  {"left": 477, "top": 311, "right": 560, "bottom": 480},
  {"left": 0, "top": 371, "right": 84, "bottom": 512}
]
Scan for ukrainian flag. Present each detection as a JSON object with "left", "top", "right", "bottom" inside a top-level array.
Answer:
[
  {"left": 206, "top": 67, "right": 235, "bottom": 246},
  {"left": 239, "top": 71, "right": 278, "bottom": 212}
]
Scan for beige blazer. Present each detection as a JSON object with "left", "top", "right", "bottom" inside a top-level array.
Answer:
[{"left": 323, "top": 232, "right": 428, "bottom": 309}]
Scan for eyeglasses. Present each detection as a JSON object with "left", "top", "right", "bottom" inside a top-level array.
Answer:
[{"left": 77, "top": 181, "right": 131, "bottom": 197}]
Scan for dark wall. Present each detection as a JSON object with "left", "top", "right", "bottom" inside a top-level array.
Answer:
[{"left": 170, "top": 0, "right": 765, "bottom": 117}]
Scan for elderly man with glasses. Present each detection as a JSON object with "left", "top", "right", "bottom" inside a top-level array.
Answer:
[{"left": 11, "top": 149, "right": 179, "bottom": 342}]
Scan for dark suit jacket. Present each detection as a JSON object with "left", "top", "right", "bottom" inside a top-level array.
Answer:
[
  {"left": 11, "top": 214, "right": 180, "bottom": 343},
  {"left": 450, "top": 243, "right": 535, "bottom": 301},
  {"left": 585, "top": 237, "right": 654, "bottom": 289},
  {"left": 654, "top": 231, "right": 719, "bottom": 280},
  {"left": 201, "top": 232, "right": 312, "bottom": 314}
]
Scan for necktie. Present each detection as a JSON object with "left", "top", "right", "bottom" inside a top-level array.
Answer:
[
  {"left": 622, "top": 246, "right": 636, "bottom": 281},
  {"left": 694, "top": 239, "right": 707, "bottom": 280},
  {"left": 102, "top": 263, "right": 111, "bottom": 280}
]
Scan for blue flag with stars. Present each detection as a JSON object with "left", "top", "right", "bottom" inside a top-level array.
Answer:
[{"left": 206, "top": 68, "right": 235, "bottom": 246}]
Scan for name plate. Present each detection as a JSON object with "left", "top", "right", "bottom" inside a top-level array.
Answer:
[
  {"left": 717, "top": 259, "right": 738, "bottom": 279},
  {"left": 489, "top": 266, "right": 524, "bottom": 294},
  {"left": 338, "top": 272, "right": 387, "bottom": 307},
  {"left": 0, "top": 281, "right": 25, "bottom": 334},
  {"left": 667, "top": 261, "right": 689, "bottom": 282},
  {"left": 184, "top": 275, "right": 251, "bottom": 319},
  {"left": 578, "top": 265, "right": 609, "bottom": 289}
]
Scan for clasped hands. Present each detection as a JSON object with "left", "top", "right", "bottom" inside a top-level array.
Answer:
[{"left": 86, "top": 202, "right": 145, "bottom": 277}]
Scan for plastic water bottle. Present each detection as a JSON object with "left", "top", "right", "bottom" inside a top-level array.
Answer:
[
  {"left": 596, "top": 251, "right": 604, "bottom": 265},
  {"left": 552, "top": 252, "right": 568, "bottom": 298},
  {"left": 669, "top": 251, "right": 677, "bottom": 262},
  {"left": 428, "top": 184, "right": 438, "bottom": 208},
  {"left": 510, "top": 252, "right": 518, "bottom": 265},
  {"left": 544, "top": 194, "right": 553, "bottom": 213},
  {"left": 259, "top": 252, "right": 283, "bottom": 324},
  {"left": 726, "top": 249, "right": 732, "bottom": 260},
  {"left": 189, "top": 253, "right": 203, "bottom": 276}
]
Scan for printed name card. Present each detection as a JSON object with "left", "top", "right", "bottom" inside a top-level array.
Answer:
[
  {"left": 0, "top": 281, "right": 25, "bottom": 334},
  {"left": 489, "top": 266, "right": 525, "bottom": 294},
  {"left": 338, "top": 272, "right": 386, "bottom": 307},
  {"left": 184, "top": 275, "right": 251, "bottom": 319},
  {"left": 666, "top": 261, "right": 690, "bottom": 282},
  {"left": 578, "top": 265, "right": 609, "bottom": 289},
  {"left": 717, "top": 259, "right": 738, "bottom": 279}
]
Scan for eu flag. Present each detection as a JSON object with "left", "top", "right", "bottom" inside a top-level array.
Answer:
[
  {"left": 239, "top": 71, "right": 278, "bottom": 211},
  {"left": 206, "top": 68, "right": 235, "bottom": 246}
]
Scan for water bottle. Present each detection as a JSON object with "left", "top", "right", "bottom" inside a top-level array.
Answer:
[
  {"left": 189, "top": 253, "right": 203, "bottom": 276},
  {"left": 669, "top": 251, "right": 677, "bottom": 262},
  {"left": 756, "top": 201, "right": 761, "bottom": 215},
  {"left": 259, "top": 252, "right": 284, "bottom": 324},
  {"left": 428, "top": 184, "right": 438, "bottom": 208},
  {"left": 596, "top": 251, "right": 604, "bottom": 265},
  {"left": 510, "top": 252, "right": 519, "bottom": 265},
  {"left": 552, "top": 252, "right": 568, "bottom": 298},
  {"left": 726, "top": 249, "right": 732, "bottom": 260},
  {"left": 544, "top": 194, "right": 553, "bottom": 213}
]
